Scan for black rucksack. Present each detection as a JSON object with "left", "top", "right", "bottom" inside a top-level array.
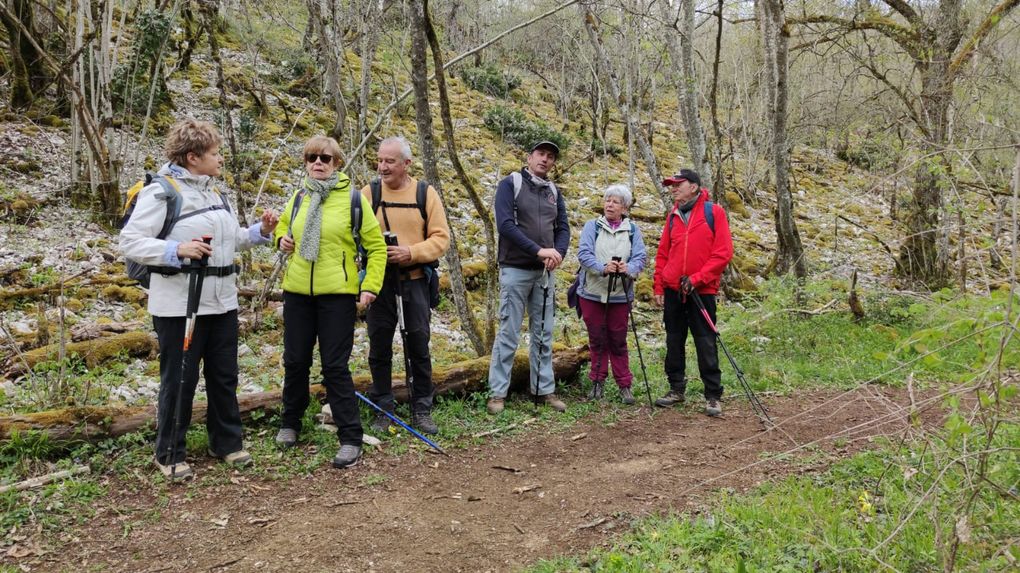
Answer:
[
  {"left": 368, "top": 178, "right": 441, "bottom": 308},
  {"left": 120, "top": 173, "right": 230, "bottom": 288}
]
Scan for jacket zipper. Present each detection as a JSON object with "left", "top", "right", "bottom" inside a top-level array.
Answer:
[
  {"left": 309, "top": 261, "right": 315, "bottom": 296},
  {"left": 342, "top": 251, "right": 349, "bottom": 282}
]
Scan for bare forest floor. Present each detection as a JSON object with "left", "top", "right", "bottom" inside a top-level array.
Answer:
[{"left": 16, "top": 386, "right": 940, "bottom": 573}]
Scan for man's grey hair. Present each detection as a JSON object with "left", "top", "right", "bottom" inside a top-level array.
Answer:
[
  {"left": 380, "top": 136, "right": 413, "bottom": 161},
  {"left": 604, "top": 184, "right": 634, "bottom": 209}
]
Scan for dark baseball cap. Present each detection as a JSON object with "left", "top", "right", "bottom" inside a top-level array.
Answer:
[
  {"left": 529, "top": 140, "right": 560, "bottom": 157},
  {"left": 662, "top": 169, "right": 701, "bottom": 187}
]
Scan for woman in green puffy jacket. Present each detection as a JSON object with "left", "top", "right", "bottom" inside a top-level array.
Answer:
[{"left": 273, "top": 135, "right": 386, "bottom": 469}]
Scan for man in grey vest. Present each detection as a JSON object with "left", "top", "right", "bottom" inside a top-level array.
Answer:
[{"left": 486, "top": 141, "right": 570, "bottom": 414}]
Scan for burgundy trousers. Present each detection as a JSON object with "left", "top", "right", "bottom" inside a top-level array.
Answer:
[{"left": 578, "top": 297, "right": 633, "bottom": 388}]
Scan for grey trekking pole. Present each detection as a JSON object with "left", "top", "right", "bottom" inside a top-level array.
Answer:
[
  {"left": 589, "top": 256, "right": 620, "bottom": 401},
  {"left": 621, "top": 275, "right": 655, "bottom": 410},
  {"left": 167, "top": 235, "right": 211, "bottom": 480},
  {"left": 534, "top": 269, "right": 551, "bottom": 408}
]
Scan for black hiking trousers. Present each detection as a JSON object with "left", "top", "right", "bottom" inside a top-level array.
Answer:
[
  {"left": 662, "top": 288, "right": 724, "bottom": 400},
  {"left": 153, "top": 310, "right": 244, "bottom": 465},
  {"left": 367, "top": 275, "right": 434, "bottom": 414},
  {"left": 280, "top": 292, "right": 363, "bottom": 446}
]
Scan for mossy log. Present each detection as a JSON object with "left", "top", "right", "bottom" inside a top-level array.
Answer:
[
  {"left": 4, "top": 331, "right": 157, "bottom": 377},
  {"left": 0, "top": 345, "right": 589, "bottom": 442},
  {"left": 0, "top": 276, "right": 140, "bottom": 303}
]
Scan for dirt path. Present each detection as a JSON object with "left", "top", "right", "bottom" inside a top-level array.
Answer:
[{"left": 21, "top": 387, "right": 934, "bottom": 572}]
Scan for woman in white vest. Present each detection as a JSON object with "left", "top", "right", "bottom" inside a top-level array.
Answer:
[
  {"left": 120, "top": 119, "right": 278, "bottom": 481},
  {"left": 574, "top": 184, "right": 647, "bottom": 403}
]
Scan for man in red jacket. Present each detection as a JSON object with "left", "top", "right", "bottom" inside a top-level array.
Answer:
[{"left": 652, "top": 169, "right": 733, "bottom": 416}]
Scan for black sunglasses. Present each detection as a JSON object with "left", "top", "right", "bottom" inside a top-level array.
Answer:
[{"left": 305, "top": 153, "right": 334, "bottom": 164}]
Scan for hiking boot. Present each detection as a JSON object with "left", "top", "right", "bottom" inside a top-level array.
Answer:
[
  {"left": 543, "top": 393, "right": 567, "bottom": 412},
  {"left": 275, "top": 428, "right": 298, "bottom": 448},
  {"left": 210, "top": 449, "right": 252, "bottom": 467},
  {"left": 487, "top": 398, "right": 505, "bottom": 415},
  {"left": 655, "top": 389, "right": 686, "bottom": 408},
  {"left": 332, "top": 444, "right": 361, "bottom": 469},
  {"left": 587, "top": 381, "right": 605, "bottom": 401},
  {"left": 619, "top": 387, "right": 636, "bottom": 405},
  {"left": 155, "top": 457, "right": 194, "bottom": 482},
  {"left": 413, "top": 411, "right": 439, "bottom": 435},
  {"left": 705, "top": 399, "right": 722, "bottom": 417},
  {"left": 370, "top": 412, "right": 392, "bottom": 434}
]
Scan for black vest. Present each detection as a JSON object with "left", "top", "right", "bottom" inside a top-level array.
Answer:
[{"left": 498, "top": 171, "right": 559, "bottom": 269}]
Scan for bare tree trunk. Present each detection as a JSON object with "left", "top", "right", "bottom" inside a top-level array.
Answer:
[
  {"left": 660, "top": 0, "right": 711, "bottom": 184},
  {"left": 581, "top": 6, "right": 668, "bottom": 211},
  {"left": 708, "top": 0, "right": 727, "bottom": 214},
  {"left": 1, "top": 0, "right": 44, "bottom": 108},
  {"left": 306, "top": 0, "right": 347, "bottom": 141},
  {"left": 356, "top": 0, "right": 380, "bottom": 141},
  {"left": 201, "top": 2, "right": 248, "bottom": 225},
  {"left": 409, "top": 0, "right": 486, "bottom": 356},
  {"left": 423, "top": 0, "right": 496, "bottom": 348},
  {"left": 759, "top": 0, "right": 806, "bottom": 278}
]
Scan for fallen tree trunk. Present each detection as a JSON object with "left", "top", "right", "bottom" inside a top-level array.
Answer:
[
  {"left": 0, "top": 345, "right": 589, "bottom": 442},
  {"left": 4, "top": 331, "right": 158, "bottom": 377}
]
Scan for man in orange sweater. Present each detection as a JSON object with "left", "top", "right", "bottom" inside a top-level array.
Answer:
[{"left": 363, "top": 136, "right": 451, "bottom": 435}]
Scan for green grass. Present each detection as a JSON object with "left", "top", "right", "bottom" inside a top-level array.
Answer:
[
  {"left": 530, "top": 421, "right": 1020, "bottom": 572},
  {"left": 4, "top": 281, "right": 1015, "bottom": 563}
]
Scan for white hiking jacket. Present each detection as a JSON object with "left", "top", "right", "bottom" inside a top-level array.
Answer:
[{"left": 119, "top": 163, "right": 265, "bottom": 317}]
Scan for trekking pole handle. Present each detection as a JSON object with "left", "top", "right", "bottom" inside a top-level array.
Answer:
[
  {"left": 199, "top": 235, "right": 212, "bottom": 267},
  {"left": 383, "top": 232, "right": 398, "bottom": 247}
]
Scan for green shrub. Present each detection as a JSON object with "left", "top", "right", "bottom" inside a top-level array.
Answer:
[
  {"left": 482, "top": 105, "right": 569, "bottom": 152},
  {"left": 459, "top": 65, "right": 521, "bottom": 98}
]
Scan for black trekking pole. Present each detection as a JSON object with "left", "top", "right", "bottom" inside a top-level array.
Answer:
[
  {"left": 167, "top": 235, "right": 212, "bottom": 480},
  {"left": 589, "top": 257, "right": 621, "bottom": 401},
  {"left": 688, "top": 289, "right": 773, "bottom": 426},
  {"left": 621, "top": 275, "right": 655, "bottom": 410},
  {"left": 534, "top": 269, "right": 552, "bottom": 409},
  {"left": 383, "top": 232, "right": 417, "bottom": 418}
]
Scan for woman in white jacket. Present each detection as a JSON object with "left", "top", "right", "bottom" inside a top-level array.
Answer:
[{"left": 120, "top": 119, "right": 278, "bottom": 481}]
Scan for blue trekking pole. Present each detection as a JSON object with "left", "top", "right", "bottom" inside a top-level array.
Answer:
[{"left": 356, "top": 391, "right": 447, "bottom": 456}]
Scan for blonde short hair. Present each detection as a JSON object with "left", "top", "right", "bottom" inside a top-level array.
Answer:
[
  {"left": 164, "top": 119, "right": 222, "bottom": 167},
  {"left": 303, "top": 136, "right": 343, "bottom": 167}
]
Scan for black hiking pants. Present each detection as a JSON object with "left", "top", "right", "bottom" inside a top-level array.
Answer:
[
  {"left": 367, "top": 274, "right": 434, "bottom": 414},
  {"left": 281, "top": 292, "right": 362, "bottom": 446},
  {"left": 663, "top": 288, "right": 723, "bottom": 400},
  {"left": 153, "top": 310, "right": 243, "bottom": 465}
]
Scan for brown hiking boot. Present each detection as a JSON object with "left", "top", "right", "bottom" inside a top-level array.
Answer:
[
  {"left": 487, "top": 398, "right": 505, "bottom": 415},
  {"left": 705, "top": 399, "right": 722, "bottom": 417},
  {"left": 619, "top": 387, "right": 636, "bottom": 405},
  {"left": 543, "top": 393, "right": 567, "bottom": 412},
  {"left": 655, "top": 389, "right": 686, "bottom": 408}
]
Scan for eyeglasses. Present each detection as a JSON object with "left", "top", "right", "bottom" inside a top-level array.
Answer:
[{"left": 305, "top": 153, "right": 333, "bottom": 164}]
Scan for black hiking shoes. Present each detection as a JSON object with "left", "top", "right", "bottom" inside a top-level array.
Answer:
[
  {"left": 619, "top": 387, "right": 636, "bottom": 405},
  {"left": 370, "top": 412, "right": 392, "bottom": 434},
  {"left": 655, "top": 389, "right": 686, "bottom": 407},
  {"left": 413, "top": 411, "right": 439, "bottom": 435}
]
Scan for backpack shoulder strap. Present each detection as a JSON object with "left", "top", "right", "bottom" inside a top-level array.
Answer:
[
  {"left": 416, "top": 179, "right": 429, "bottom": 223},
  {"left": 287, "top": 190, "right": 306, "bottom": 237},
  {"left": 151, "top": 175, "right": 182, "bottom": 240},
  {"left": 703, "top": 200, "right": 715, "bottom": 234},
  {"left": 370, "top": 179, "right": 382, "bottom": 213},
  {"left": 510, "top": 172, "right": 523, "bottom": 202},
  {"left": 211, "top": 186, "right": 232, "bottom": 213},
  {"left": 351, "top": 186, "right": 365, "bottom": 266}
]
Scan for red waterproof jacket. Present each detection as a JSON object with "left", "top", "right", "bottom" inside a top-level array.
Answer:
[{"left": 653, "top": 189, "right": 734, "bottom": 295}]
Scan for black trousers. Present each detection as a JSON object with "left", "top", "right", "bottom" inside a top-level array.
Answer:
[
  {"left": 367, "top": 274, "right": 434, "bottom": 413},
  {"left": 281, "top": 292, "right": 362, "bottom": 446},
  {"left": 153, "top": 310, "right": 243, "bottom": 465},
  {"left": 663, "top": 288, "right": 724, "bottom": 400}
]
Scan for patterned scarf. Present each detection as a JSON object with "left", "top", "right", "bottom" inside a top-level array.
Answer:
[{"left": 298, "top": 174, "right": 340, "bottom": 262}]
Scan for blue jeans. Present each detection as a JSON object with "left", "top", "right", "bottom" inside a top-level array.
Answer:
[{"left": 488, "top": 267, "right": 556, "bottom": 398}]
